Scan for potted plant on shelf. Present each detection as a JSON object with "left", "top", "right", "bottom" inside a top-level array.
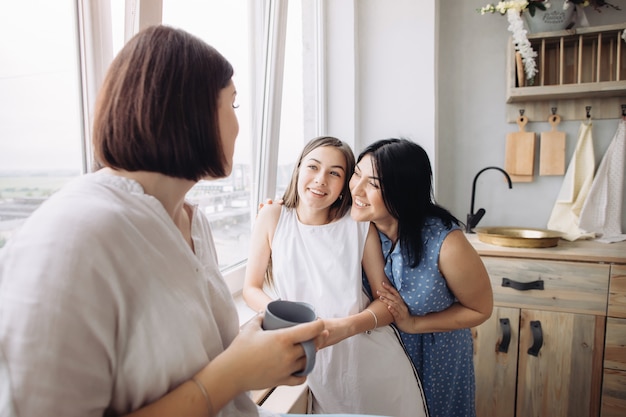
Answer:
[{"left": 478, "top": 0, "right": 622, "bottom": 84}]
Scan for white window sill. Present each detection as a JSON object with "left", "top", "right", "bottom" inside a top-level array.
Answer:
[
  {"left": 234, "top": 290, "right": 258, "bottom": 326},
  {"left": 221, "top": 261, "right": 257, "bottom": 325}
]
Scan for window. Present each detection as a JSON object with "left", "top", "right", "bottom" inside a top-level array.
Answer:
[
  {"left": 0, "top": 1, "right": 83, "bottom": 248},
  {"left": 161, "top": 0, "right": 255, "bottom": 268},
  {"left": 275, "top": 1, "right": 305, "bottom": 198},
  {"left": 157, "top": 0, "right": 308, "bottom": 269},
  {"left": 0, "top": 1, "right": 311, "bottom": 275}
]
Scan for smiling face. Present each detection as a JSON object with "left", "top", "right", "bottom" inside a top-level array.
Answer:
[
  {"left": 349, "top": 153, "right": 393, "bottom": 225},
  {"left": 296, "top": 146, "right": 347, "bottom": 212}
]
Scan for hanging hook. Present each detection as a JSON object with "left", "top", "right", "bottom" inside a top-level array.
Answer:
[
  {"left": 519, "top": 109, "right": 525, "bottom": 117},
  {"left": 621, "top": 104, "right": 626, "bottom": 117},
  {"left": 585, "top": 106, "right": 591, "bottom": 120},
  {"left": 551, "top": 107, "right": 557, "bottom": 115}
]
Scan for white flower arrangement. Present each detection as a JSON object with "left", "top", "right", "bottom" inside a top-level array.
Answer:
[
  {"left": 479, "top": 1, "right": 554, "bottom": 83},
  {"left": 506, "top": 8, "right": 538, "bottom": 82}
]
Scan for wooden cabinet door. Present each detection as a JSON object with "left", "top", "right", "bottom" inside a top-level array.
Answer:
[
  {"left": 517, "top": 309, "right": 605, "bottom": 417},
  {"left": 602, "top": 264, "right": 626, "bottom": 417},
  {"left": 473, "top": 306, "right": 519, "bottom": 417},
  {"left": 608, "top": 265, "right": 626, "bottom": 319},
  {"left": 600, "top": 369, "right": 626, "bottom": 417}
]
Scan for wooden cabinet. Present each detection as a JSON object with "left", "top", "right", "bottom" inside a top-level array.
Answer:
[
  {"left": 472, "top": 255, "right": 609, "bottom": 417},
  {"left": 601, "top": 264, "right": 626, "bottom": 417}
]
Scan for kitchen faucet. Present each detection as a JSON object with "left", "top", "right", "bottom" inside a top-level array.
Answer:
[{"left": 466, "top": 166, "right": 513, "bottom": 233}]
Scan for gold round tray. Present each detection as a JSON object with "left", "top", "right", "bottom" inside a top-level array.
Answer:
[{"left": 473, "top": 227, "right": 563, "bottom": 248}]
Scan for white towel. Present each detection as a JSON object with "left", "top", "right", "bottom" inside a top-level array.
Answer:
[
  {"left": 579, "top": 120, "right": 626, "bottom": 243},
  {"left": 547, "top": 121, "right": 596, "bottom": 241}
]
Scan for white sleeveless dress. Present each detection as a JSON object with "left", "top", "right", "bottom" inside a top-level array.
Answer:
[{"left": 271, "top": 207, "right": 429, "bottom": 417}]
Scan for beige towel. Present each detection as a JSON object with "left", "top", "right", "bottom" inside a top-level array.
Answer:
[
  {"left": 579, "top": 120, "right": 626, "bottom": 243},
  {"left": 547, "top": 121, "right": 596, "bottom": 241}
]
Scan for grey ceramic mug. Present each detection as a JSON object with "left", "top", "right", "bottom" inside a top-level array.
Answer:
[{"left": 262, "top": 300, "right": 317, "bottom": 376}]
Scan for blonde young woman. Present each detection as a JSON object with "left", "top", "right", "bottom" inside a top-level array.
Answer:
[{"left": 243, "top": 136, "right": 428, "bottom": 417}]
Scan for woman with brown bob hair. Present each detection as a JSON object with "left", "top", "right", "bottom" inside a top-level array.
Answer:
[
  {"left": 92, "top": 25, "right": 231, "bottom": 179},
  {"left": 0, "top": 25, "right": 345, "bottom": 417}
]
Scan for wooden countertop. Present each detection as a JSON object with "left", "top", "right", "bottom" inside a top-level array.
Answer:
[{"left": 466, "top": 233, "right": 626, "bottom": 264}]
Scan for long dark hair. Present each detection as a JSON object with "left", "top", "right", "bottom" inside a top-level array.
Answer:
[{"left": 357, "top": 138, "right": 460, "bottom": 268}]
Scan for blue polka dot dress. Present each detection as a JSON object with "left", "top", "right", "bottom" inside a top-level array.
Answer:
[{"left": 374, "top": 218, "right": 476, "bottom": 417}]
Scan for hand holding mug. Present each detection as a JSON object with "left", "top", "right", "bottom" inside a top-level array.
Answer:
[
  {"left": 219, "top": 312, "right": 325, "bottom": 392},
  {"left": 262, "top": 300, "right": 318, "bottom": 376}
]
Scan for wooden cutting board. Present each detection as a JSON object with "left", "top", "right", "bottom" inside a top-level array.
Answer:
[
  {"left": 539, "top": 114, "right": 566, "bottom": 176},
  {"left": 505, "top": 115, "right": 535, "bottom": 182}
]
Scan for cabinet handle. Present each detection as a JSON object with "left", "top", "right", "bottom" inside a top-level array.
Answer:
[
  {"left": 501, "top": 277, "right": 544, "bottom": 291},
  {"left": 498, "top": 318, "right": 511, "bottom": 353},
  {"left": 527, "top": 320, "right": 543, "bottom": 357}
]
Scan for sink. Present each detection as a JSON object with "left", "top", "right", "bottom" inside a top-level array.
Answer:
[{"left": 473, "top": 226, "right": 563, "bottom": 248}]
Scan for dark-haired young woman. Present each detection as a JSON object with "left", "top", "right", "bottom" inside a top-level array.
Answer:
[{"left": 350, "top": 138, "right": 493, "bottom": 417}]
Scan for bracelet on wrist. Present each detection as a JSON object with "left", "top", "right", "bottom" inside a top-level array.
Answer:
[
  {"left": 364, "top": 308, "right": 378, "bottom": 334},
  {"left": 192, "top": 376, "right": 215, "bottom": 417}
]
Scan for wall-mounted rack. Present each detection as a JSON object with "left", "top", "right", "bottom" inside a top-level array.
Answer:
[{"left": 505, "top": 23, "right": 626, "bottom": 122}]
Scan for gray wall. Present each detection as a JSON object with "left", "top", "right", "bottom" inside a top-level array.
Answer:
[{"left": 436, "top": 0, "right": 626, "bottom": 231}]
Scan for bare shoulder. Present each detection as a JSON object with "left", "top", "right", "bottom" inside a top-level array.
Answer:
[
  {"left": 255, "top": 202, "right": 283, "bottom": 232},
  {"left": 442, "top": 228, "right": 474, "bottom": 251},
  {"left": 440, "top": 228, "right": 482, "bottom": 263},
  {"left": 257, "top": 201, "right": 282, "bottom": 218},
  {"left": 440, "top": 228, "right": 486, "bottom": 275}
]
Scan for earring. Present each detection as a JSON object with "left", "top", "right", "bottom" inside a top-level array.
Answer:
[{"left": 339, "top": 194, "right": 343, "bottom": 200}]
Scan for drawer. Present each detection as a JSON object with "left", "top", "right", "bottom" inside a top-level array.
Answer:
[
  {"left": 605, "top": 317, "right": 626, "bottom": 371},
  {"left": 601, "top": 369, "right": 626, "bottom": 417},
  {"left": 609, "top": 265, "right": 626, "bottom": 319},
  {"left": 482, "top": 257, "right": 610, "bottom": 315}
]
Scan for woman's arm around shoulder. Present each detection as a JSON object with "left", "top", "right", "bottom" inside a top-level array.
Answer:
[{"left": 242, "top": 203, "right": 282, "bottom": 312}]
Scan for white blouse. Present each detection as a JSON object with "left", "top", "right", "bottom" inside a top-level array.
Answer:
[{"left": 0, "top": 172, "right": 270, "bottom": 417}]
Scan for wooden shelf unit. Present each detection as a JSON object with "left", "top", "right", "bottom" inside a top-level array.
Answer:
[{"left": 505, "top": 23, "right": 626, "bottom": 122}]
